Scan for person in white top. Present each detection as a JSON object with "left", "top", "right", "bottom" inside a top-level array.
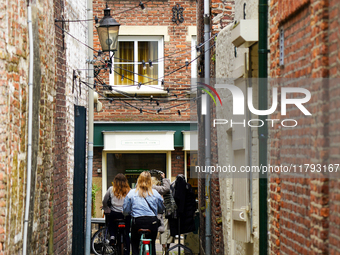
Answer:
[{"left": 102, "top": 173, "right": 131, "bottom": 255}]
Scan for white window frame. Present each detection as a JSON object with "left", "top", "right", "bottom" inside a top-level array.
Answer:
[{"left": 110, "top": 35, "right": 164, "bottom": 93}]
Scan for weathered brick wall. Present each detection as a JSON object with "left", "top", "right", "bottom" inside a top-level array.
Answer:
[
  {"left": 0, "top": 0, "right": 59, "bottom": 254},
  {"left": 0, "top": 0, "right": 87, "bottom": 253},
  {"left": 0, "top": 0, "right": 32, "bottom": 252},
  {"left": 54, "top": 0, "right": 69, "bottom": 252},
  {"left": 269, "top": 0, "right": 340, "bottom": 254}
]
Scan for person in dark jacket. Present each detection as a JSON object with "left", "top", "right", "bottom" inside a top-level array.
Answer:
[{"left": 169, "top": 175, "right": 196, "bottom": 236}]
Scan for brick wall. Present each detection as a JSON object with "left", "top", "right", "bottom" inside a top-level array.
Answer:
[
  {"left": 328, "top": 0, "right": 340, "bottom": 254},
  {"left": 54, "top": 0, "right": 69, "bottom": 253},
  {"left": 269, "top": 0, "right": 340, "bottom": 254},
  {"left": 0, "top": 0, "right": 87, "bottom": 254},
  {"left": 0, "top": 0, "right": 62, "bottom": 254},
  {"left": 93, "top": 0, "right": 196, "bottom": 122},
  {"left": 171, "top": 147, "right": 185, "bottom": 177}
]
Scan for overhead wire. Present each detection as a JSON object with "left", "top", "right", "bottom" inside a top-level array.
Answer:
[
  {"left": 54, "top": 0, "right": 151, "bottom": 24},
  {"left": 55, "top": 19, "right": 218, "bottom": 68},
  {"left": 79, "top": 79, "right": 199, "bottom": 114},
  {"left": 54, "top": 2, "right": 217, "bottom": 112}
]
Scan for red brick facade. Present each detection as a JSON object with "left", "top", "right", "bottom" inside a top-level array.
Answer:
[
  {"left": 328, "top": 1, "right": 340, "bottom": 254},
  {"left": 93, "top": 0, "right": 196, "bottom": 121},
  {"left": 171, "top": 147, "right": 185, "bottom": 177},
  {"left": 92, "top": 0, "right": 199, "bottom": 173},
  {"left": 92, "top": 0, "right": 197, "bottom": 197},
  {"left": 269, "top": 0, "right": 340, "bottom": 254}
]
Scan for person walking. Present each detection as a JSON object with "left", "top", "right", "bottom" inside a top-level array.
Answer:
[
  {"left": 123, "top": 171, "right": 165, "bottom": 255},
  {"left": 102, "top": 173, "right": 131, "bottom": 255}
]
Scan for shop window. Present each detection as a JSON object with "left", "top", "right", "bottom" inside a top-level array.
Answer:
[{"left": 106, "top": 153, "right": 166, "bottom": 188}]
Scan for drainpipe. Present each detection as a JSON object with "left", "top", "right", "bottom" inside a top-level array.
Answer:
[
  {"left": 258, "top": 0, "right": 268, "bottom": 254},
  {"left": 85, "top": 0, "right": 94, "bottom": 253},
  {"left": 204, "top": 0, "right": 211, "bottom": 253},
  {"left": 23, "top": 5, "right": 34, "bottom": 255}
]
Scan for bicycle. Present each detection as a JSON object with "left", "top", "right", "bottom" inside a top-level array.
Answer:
[
  {"left": 91, "top": 216, "right": 127, "bottom": 255},
  {"left": 113, "top": 218, "right": 127, "bottom": 255},
  {"left": 91, "top": 214, "right": 115, "bottom": 255},
  {"left": 138, "top": 229, "right": 152, "bottom": 255}
]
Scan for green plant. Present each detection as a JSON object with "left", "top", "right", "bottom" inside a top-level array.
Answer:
[{"left": 92, "top": 184, "right": 100, "bottom": 217}]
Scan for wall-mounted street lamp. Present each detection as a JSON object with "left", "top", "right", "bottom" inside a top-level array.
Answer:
[{"left": 96, "top": 4, "right": 120, "bottom": 53}]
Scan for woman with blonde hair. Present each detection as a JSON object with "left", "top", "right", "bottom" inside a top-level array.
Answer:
[
  {"left": 103, "top": 173, "right": 131, "bottom": 255},
  {"left": 123, "top": 171, "right": 165, "bottom": 255}
]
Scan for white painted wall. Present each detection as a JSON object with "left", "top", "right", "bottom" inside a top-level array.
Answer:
[{"left": 64, "top": 0, "right": 88, "bottom": 252}]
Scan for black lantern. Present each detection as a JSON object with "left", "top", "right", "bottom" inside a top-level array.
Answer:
[{"left": 96, "top": 4, "right": 120, "bottom": 52}]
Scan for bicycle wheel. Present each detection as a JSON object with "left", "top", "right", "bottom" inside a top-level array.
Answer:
[
  {"left": 92, "top": 228, "right": 105, "bottom": 255},
  {"left": 92, "top": 228, "right": 116, "bottom": 255},
  {"left": 102, "top": 243, "right": 116, "bottom": 255}
]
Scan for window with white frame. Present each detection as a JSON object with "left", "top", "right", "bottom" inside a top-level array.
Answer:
[{"left": 110, "top": 36, "right": 164, "bottom": 91}]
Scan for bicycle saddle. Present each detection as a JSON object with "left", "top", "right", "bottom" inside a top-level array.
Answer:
[
  {"left": 114, "top": 218, "right": 125, "bottom": 222},
  {"left": 138, "top": 229, "right": 151, "bottom": 233}
]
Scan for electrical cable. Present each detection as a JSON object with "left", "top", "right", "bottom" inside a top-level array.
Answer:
[
  {"left": 79, "top": 79, "right": 199, "bottom": 114},
  {"left": 55, "top": 23, "right": 100, "bottom": 53},
  {"left": 54, "top": 0, "right": 151, "bottom": 24},
  {"left": 55, "top": 20, "right": 218, "bottom": 67},
  {"left": 94, "top": 42, "right": 216, "bottom": 90}
]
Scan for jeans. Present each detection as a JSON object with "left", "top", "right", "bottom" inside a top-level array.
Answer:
[
  {"left": 131, "top": 216, "right": 158, "bottom": 255},
  {"left": 108, "top": 211, "right": 131, "bottom": 255}
]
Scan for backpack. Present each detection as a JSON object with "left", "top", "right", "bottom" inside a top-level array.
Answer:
[{"left": 163, "top": 188, "right": 177, "bottom": 218}]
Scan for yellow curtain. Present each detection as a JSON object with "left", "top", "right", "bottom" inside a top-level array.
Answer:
[
  {"left": 138, "top": 41, "right": 158, "bottom": 85},
  {"left": 114, "top": 41, "right": 159, "bottom": 86},
  {"left": 114, "top": 41, "right": 134, "bottom": 85}
]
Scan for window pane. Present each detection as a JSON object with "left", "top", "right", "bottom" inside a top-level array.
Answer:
[
  {"left": 138, "top": 64, "right": 158, "bottom": 85},
  {"left": 114, "top": 64, "right": 134, "bottom": 85},
  {"left": 116, "top": 41, "right": 134, "bottom": 62},
  {"left": 138, "top": 41, "right": 158, "bottom": 62},
  {"left": 106, "top": 153, "right": 166, "bottom": 188}
]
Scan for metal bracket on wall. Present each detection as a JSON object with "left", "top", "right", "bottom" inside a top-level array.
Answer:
[{"left": 172, "top": 4, "right": 184, "bottom": 25}]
